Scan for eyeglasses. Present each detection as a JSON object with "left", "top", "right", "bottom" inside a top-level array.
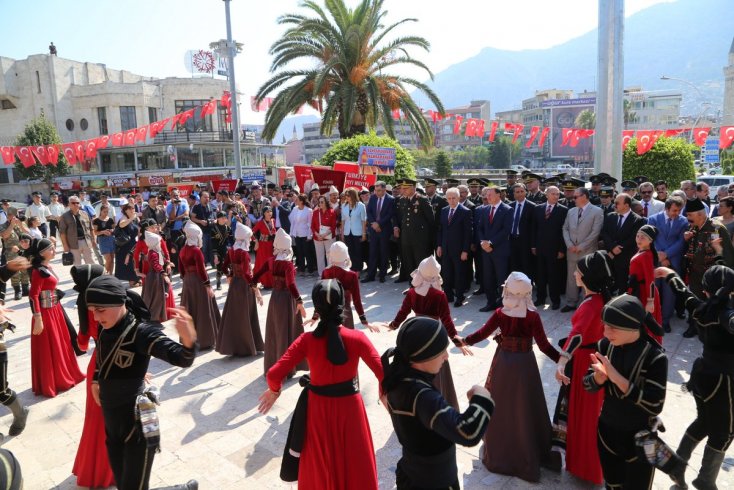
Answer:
[
  {"left": 69, "top": 202, "right": 80, "bottom": 205},
  {"left": 640, "top": 190, "right": 653, "bottom": 195}
]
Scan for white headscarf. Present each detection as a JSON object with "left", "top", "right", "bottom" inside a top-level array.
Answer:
[
  {"left": 144, "top": 231, "right": 164, "bottom": 267},
  {"left": 233, "top": 222, "right": 252, "bottom": 251},
  {"left": 411, "top": 256, "right": 443, "bottom": 297},
  {"left": 327, "top": 241, "right": 351, "bottom": 270},
  {"left": 501, "top": 271, "right": 536, "bottom": 318},
  {"left": 183, "top": 220, "right": 202, "bottom": 247},
  {"left": 273, "top": 228, "right": 293, "bottom": 261}
]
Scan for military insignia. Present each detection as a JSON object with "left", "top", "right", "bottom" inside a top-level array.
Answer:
[{"left": 114, "top": 350, "right": 135, "bottom": 369}]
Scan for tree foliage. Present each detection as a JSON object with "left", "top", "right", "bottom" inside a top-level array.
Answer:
[
  {"left": 255, "top": 0, "right": 444, "bottom": 147},
  {"left": 13, "top": 116, "right": 70, "bottom": 190},
  {"left": 575, "top": 109, "right": 596, "bottom": 129},
  {"left": 488, "top": 136, "right": 520, "bottom": 169},
  {"left": 434, "top": 150, "right": 452, "bottom": 178},
  {"left": 319, "top": 131, "right": 415, "bottom": 185},
  {"left": 622, "top": 136, "right": 695, "bottom": 186}
]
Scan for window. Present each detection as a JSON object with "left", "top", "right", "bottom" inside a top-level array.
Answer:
[
  {"left": 101, "top": 152, "right": 135, "bottom": 173},
  {"left": 80, "top": 118, "right": 88, "bottom": 131},
  {"left": 120, "top": 106, "right": 137, "bottom": 131},
  {"left": 202, "top": 149, "right": 224, "bottom": 168},
  {"left": 137, "top": 148, "right": 174, "bottom": 171},
  {"left": 65, "top": 119, "right": 74, "bottom": 131},
  {"left": 36, "top": 71, "right": 41, "bottom": 93},
  {"left": 177, "top": 148, "right": 201, "bottom": 169},
  {"left": 1, "top": 100, "right": 15, "bottom": 109},
  {"left": 148, "top": 107, "right": 158, "bottom": 124},
  {"left": 174, "top": 100, "right": 213, "bottom": 132},
  {"left": 97, "top": 107, "right": 108, "bottom": 135}
]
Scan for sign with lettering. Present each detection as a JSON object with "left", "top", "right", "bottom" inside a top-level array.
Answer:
[{"left": 358, "top": 146, "right": 396, "bottom": 175}]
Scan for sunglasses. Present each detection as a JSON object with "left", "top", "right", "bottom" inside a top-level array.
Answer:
[{"left": 640, "top": 190, "right": 653, "bottom": 195}]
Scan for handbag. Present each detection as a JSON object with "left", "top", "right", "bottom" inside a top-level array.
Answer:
[
  {"left": 61, "top": 252, "right": 74, "bottom": 266},
  {"left": 318, "top": 211, "right": 332, "bottom": 240},
  {"left": 113, "top": 226, "right": 130, "bottom": 247}
]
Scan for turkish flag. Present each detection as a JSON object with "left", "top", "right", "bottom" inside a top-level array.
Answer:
[
  {"left": 511, "top": 123, "right": 524, "bottom": 144},
  {"left": 621, "top": 130, "right": 635, "bottom": 150},
  {"left": 15, "top": 147, "right": 36, "bottom": 167},
  {"left": 124, "top": 130, "right": 137, "bottom": 146},
  {"left": 636, "top": 130, "right": 661, "bottom": 155},
  {"left": 504, "top": 122, "right": 515, "bottom": 132},
  {"left": 569, "top": 130, "right": 583, "bottom": 148},
  {"left": 200, "top": 99, "right": 217, "bottom": 118},
  {"left": 135, "top": 125, "right": 149, "bottom": 142},
  {"left": 178, "top": 109, "right": 195, "bottom": 127},
  {"left": 488, "top": 121, "right": 498, "bottom": 142},
  {"left": 31, "top": 145, "right": 50, "bottom": 165},
  {"left": 250, "top": 96, "right": 273, "bottom": 112},
  {"left": 85, "top": 139, "right": 99, "bottom": 160},
  {"left": 537, "top": 127, "right": 550, "bottom": 148},
  {"left": 97, "top": 134, "right": 111, "bottom": 150},
  {"left": 46, "top": 145, "right": 59, "bottom": 164},
  {"left": 561, "top": 128, "right": 574, "bottom": 146},
  {"left": 61, "top": 144, "right": 78, "bottom": 164},
  {"left": 693, "top": 127, "right": 711, "bottom": 147},
  {"left": 428, "top": 110, "right": 437, "bottom": 123},
  {"left": 525, "top": 126, "right": 540, "bottom": 148},
  {"left": 719, "top": 126, "right": 734, "bottom": 150},
  {"left": 111, "top": 132, "right": 124, "bottom": 147},
  {"left": 475, "top": 119, "right": 485, "bottom": 138},
  {"left": 392, "top": 109, "right": 401, "bottom": 120},
  {"left": 665, "top": 129, "right": 684, "bottom": 137},
  {"left": 158, "top": 117, "right": 171, "bottom": 132},
  {"left": 220, "top": 91, "right": 231, "bottom": 110},
  {"left": 74, "top": 142, "right": 86, "bottom": 162},
  {"left": 0, "top": 146, "right": 15, "bottom": 164},
  {"left": 465, "top": 119, "right": 478, "bottom": 137},
  {"left": 453, "top": 116, "right": 464, "bottom": 135}
]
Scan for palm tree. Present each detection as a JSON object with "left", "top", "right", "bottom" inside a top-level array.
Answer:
[
  {"left": 255, "top": 0, "right": 444, "bottom": 147},
  {"left": 623, "top": 99, "right": 637, "bottom": 128},
  {"left": 574, "top": 109, "right": 596, "bottom": 129}
]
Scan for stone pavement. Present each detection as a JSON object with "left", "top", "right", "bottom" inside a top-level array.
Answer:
[{"left": 1, "top": 250, "right": 732, "bottom": 489}]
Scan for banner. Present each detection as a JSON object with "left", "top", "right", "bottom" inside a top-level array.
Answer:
[
  {"left": 210, "top": 179, "right": 239, "bottom": 193},
  {"left": 241, "top": 167, "right": 265, "bottom": 184},
  {"left": 358, "top": 146, "right": 396, "bottom": 175},
  {"left": 294, "top": 164, "right": 316, "bottom": 193},
  {"left": 168, "top": 183, "right": 195, "bottom": 198},
  {"left": 344, "top": 172, "right": 376, "bottom": 190},
  {"left": 311, "top": 166, "right": 346, "bottom": 194},
  {"left": 107, "top": 176, "right": 137, "bottom": 187},
  {"left": 334, "top": 161, "right": 360, "bottom": 173}
]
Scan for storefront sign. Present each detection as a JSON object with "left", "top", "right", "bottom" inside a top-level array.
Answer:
[
  {"left": 241, "top": 167, "right": 265, "bottom": 184},
  {"left": 108, "top": 177, "right": 137, "bottom": 187}
]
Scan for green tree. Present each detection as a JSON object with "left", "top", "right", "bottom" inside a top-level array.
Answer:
[
  {"left": 623, "top": 99, "right": 637, "bottom": 128},
  {"left": 622, "top": 136, "right": 695, "bottom": 186},
  {"left": 489, "top": 137, "right": 512, "bottom": 169},
  {"left": 13, "top": 116, "right": 70, "bottom": 191},
  {"left": 575, "top": 109, "right": 596, "bottom": 129},
  {"left": 434, "top": 150, "right": 452, "bottom": 178},
  {"left": 319, "top": 131, "right": 415, "bottom": 185},
  {"left": 255, "top": 0, "right": 443, "bottom": 147}
]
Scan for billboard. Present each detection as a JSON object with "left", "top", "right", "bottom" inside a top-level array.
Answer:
[
  {"left": 549, "top": 102, "right": 595, "bottom": 159},
  {"left": 358, "top": 146, "right": 396, "bottom": 175}
]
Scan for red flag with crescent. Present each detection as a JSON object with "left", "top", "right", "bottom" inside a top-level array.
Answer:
[
  {"left": 488, "top": 121, "right": 498, "bottom": 142},
  {"left": 525, "top": 126, "right": 540, "bottom": 148},
  {"left": 97, "top": 135, "right": 110, "bottom": 150},
  {"left": 0, "top": 146, "right": 15, "bottom": 164},
  {"left": 392, "top": 109, "right": 401, "bottom": 120},
  {"left": 537, "top": 127, "right": 550, "bottom": 148},
  {"left": 561, "top": 128, "right": 574, "bottom": 146},
  {"left": 720, "top": 126, "right": 734, "bottom": 150},
  {"left": 692, "top": 128, "right": 710, "bottom": 147},
  {"left": 200, "top": 99, "right": 217, "bottom": 118},
  {"left": 61, "top": 144, "right": 78, "bottom": 164},
  {"left": 46, "top": 145, "right": 59, "bottom": 164},
  {"left": 15, "top": 147, "right": 36, "bottom": 167},
  {"left": 123, "top": 130, "right": 137, "bottom": 146},
  {"left": 85, "top": 139, "right": 99, "bottom": 160},
  {"left": 475, "top": 119, "right": 485, "bottom": 138},
  {"left": 31, "top": 145, "right": 50, "bottom": 165},
  {"left": 664, "top": 129, "right": 684, "bottom": 137},
  {"left": 135, "top": 125, "right": 149, "bottom": 142},
  {"left": 622, "top": 130, "right": 635, "bottom": 150},
  {"left": 636, "top": 130, "right": 662, "bottom": 155},
  {"left": 511, "top": 123, "right": 524, "bottom": 144},
  {"left": 178, "top": 109, "right": 195, "bottom": 127},
  {"left": 465, "top": 119, "right": 478, "bottom": 137},
  {"left": 111, "top": 132, "right": 124, "bottom": 147},
  {"left": 74, "top": 142, "right": 86, "bottom": 162},
  {"left": 453, "top": 116, "right": 464, "bottom": 135}
]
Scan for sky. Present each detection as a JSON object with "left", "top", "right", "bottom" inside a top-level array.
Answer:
[{"left": 2, "top": 0, "right": 674, "bottom": 124}]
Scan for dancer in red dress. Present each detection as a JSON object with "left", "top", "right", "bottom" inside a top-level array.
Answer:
[
  {"left": 386, "top": 256, "right": 470, "bottom": 409},
  {"left": 628, "top": 224, "right": 663, "bottom": 344},
  {"left": 252, "top": 208, "right": 277, "bottom": 288},
  {"left": 70, "top": 264, "right": 115, "bottom": 489},
  {"left": 306, "top": 241, "right": 377, "bottom": 331},
  {"left": 133, "top": 219, "right": 175, "bottom": 311},
  {"left": 552, "top": 251, "right": 612, "bottom": 485},
  {"left": 258, "top": 279, "right": 383, "bottom": 489},
  {"left": 28, "top": 239, "right": 85, "bottom": 397}
]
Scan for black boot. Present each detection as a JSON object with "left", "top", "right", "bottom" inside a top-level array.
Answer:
[
  {"left": 21, "top": 283, "right": 28, "bottom": 297},
  {"left": 12, "top": 286, "right": 21, "bottom": 301},
  {"left": 7, "top": 398, "right": 28, "bottom": 436},
  {"left": 152, "top": 480, "right": 198, "bottom": 490},
  {"left": 692, "top": 445, "right": 725, "bottom": 490},
  {"left": 683, "top": 324, "right": 699, "bottom": 338},
  {"left": 216, "top": 274, "right": 221, "bottom": 291},
  {"left": 677, "top": 432, "right": 701, "bottom": 463}
]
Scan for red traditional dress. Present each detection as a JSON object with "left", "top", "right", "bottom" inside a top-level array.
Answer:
[
  {"left": 559, "top": 294, "right": 605, "bottom": 485},
  {"left": 72, "top": 311, "right": 115, "bottom": 488},
  {"left": 179, "top": 244, "right": 220, "bottom": 349},
  {"left": 134, "top": 238, "right": 175, "bottom": 310},
  {"left": 267, "top": 328, "right": 383, "bottom": 490},
  {"left": 464, "top": 308, "right": 560, "bottom": 482},
  {"left": 628, "top": 248, "right": 663, "bottom": 344},
  {"left": 319, "top": 266, "right": 366, "bottom": 329},
  {"left": 388, "top": 287, "right": 459, "bottom": 409},
  {"left": 252, "top": 218, "right": 277, "bottom": 288},
  {"left": 29, "top": 267, "right": 85, "bottom": 397}
]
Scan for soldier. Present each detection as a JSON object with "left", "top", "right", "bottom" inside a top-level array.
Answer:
[
  {"left": 524, "top": 173, "right": 547, "bottom": 205},
  {"left": 425, "top": 178, "right": 447, "bottom": 217},
  {"left": 0, "top": 209, "right": 30, "bottom": 301},
  {"left": 467, "top": 178, "right": 484, "bottom": 206},
  {"left": 598, "top": 187, "right": 615, "bottom": 216},
  {"left": 559, "top": 179, "right": 578, "bottom": 209},
  {"left": 445, "top": 178, "right": 460, "bottom": 189},
  {"left": 393, "top": 178, "right": 435, "bottom": 283},
  {"left": 506, "top": 169, "right": 518, "bottom": 195},
  {"left": 620, "top": 180, "right": 638, "bottom": 199},
  {"left": 588, "top": 175, "right": 603, "bottom": 205}
]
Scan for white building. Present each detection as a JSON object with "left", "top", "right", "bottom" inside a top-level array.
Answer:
[{"left": 724, "top": 37, "right": 734, "bottom": 126}]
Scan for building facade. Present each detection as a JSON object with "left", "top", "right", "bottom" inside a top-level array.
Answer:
[{"left": 724, "top": 38, "right": 734, "bottom": 126}]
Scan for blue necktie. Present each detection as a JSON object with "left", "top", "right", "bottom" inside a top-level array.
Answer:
[{"left": 512, "top": 204, "right": 521, "bottom": 235}]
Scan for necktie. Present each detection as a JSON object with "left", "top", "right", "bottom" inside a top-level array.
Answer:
[
  {"left": 618, "top": 214, "right": 623, "bottom": 229},
  {"left": 377, "top": 197, "right": 382, "bottom": 218},
  {"left": 545, "top": 204, "right": 552, "bottom": 219},
  {"left": 448, "top": 207, "right": 455, "bottom": 224},
  {"left": 489, "top": 206, "right": 495, "bottom": 224},
  {"left": 512, "top": 204, "right": 522, "bottom": 235},
  {"left": 643, "top": 201, "right": 648, "bottom": 217},
  {"left": 667, "top": 218, "right": 672, "bottom": 231},
  {"left": 577, "top": 207, "right": 583, "bottom": 221}
]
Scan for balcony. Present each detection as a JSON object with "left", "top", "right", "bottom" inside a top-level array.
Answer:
[{"left": 152, "top": 129, "right": 236, "bottom": 145}]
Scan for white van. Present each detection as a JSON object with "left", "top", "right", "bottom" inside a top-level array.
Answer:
[{"left": 697, "top": 175, "right": 734, "bottom": 201}]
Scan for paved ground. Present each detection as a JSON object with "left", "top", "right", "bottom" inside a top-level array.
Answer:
[{"left": 1, "top": 249, "right": 733, "bottom": 489}]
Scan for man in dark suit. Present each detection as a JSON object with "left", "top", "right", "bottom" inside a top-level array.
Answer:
[
  {"left": 600, "top": 193, "right": 645, "bottom": 293},
  {"left": 531, "top": 185, "right": 568, "bottom": 309},
  {"left": 271, "top": 196, "right": 291, "bottom": 234},
  {"left": 425, "top": 178, "right": 447, "bottom": 254},
  {"left": 509, "top": 183, "right": 536, "bottom": 279},
  {"left": 458, "top": 184, "right": 477, "bottom": 289},
  {"left": 476, "top": 187, "right": 513, "bottom": 312},
  {"left": 364, "top": 181, "right": 395, "bottom": 283},
  {"left": 437, "top": 188, "right": 472, "bottom": 307}
]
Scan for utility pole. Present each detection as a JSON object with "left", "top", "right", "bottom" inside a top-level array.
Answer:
[
  {"left": 223, "top": 0, "right": 242, "bottom": 180},
  {"left": 594, "top": 0, "right": 624, "bottom": 183}
]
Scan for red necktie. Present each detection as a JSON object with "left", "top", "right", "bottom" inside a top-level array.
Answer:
[
  {"left": 643, "top": 202, "right": 648, "bottom": 217},
  {"left": 489, "top": 206, "right": 495, "bottom": 224}
]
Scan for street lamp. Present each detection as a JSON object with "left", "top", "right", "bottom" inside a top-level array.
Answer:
[{"left": 660, "top": 75, "right": 709, "bottom": 144}]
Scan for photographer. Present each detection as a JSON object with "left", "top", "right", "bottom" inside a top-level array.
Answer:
[
  {"left": 0, "top": 209, "right": 30, "bottom": 301},
  {"left": 165, "top": 188, "right": 189, "bottom": 274},
  {"left": 190, "top": 191, "right": 217, "bottom": 266}
]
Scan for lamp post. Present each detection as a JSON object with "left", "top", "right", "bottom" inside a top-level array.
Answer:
[{"left": 660, "top": 75, "right": 709, "bottom": 144}]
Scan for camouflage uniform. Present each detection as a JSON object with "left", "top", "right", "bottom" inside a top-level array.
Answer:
[{"left": 0, "top": 225, "right": 29, "bottom": 289}]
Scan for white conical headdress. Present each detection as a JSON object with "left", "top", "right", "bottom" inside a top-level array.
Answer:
[
  {"left": 273, "top": 228, "right": 292, "bottom": 260},
  {"left": 183, "top": 220, "right": 202, "bottom": 247},
  {"left": 411, "top": 256, "right": 442, "bottom": 296},
  {"left": 144, "top": 231, "right": 164, "bottom": 266},
  {"left": 501, "top": 271, "right": 536, "bottom": 318},
  {"left": 233, "top": 222, "right": 252, "bottom": 251},
  {"left": 327, "top": 241, "right": 351, "bottom": 270}
]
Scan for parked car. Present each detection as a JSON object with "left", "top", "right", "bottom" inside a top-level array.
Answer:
[
  {"left": 697, "top": 175, "right": 734, "bottom": 201},
  {"left": 510, "top": 164, "right": 530, "bottom": 173},
  {"left": 416, "top": 167, "right": 435, "bottom": 177}
]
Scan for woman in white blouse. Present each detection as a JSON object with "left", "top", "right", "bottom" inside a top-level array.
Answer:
[{"left": 289, "top": 194, "right": 315, "bottom": 276}]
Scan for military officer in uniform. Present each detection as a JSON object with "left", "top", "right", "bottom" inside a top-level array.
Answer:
[
  {"left": 0, "top": 209, "right": 29, "bottom": 301},
  {"left": 506, "top": 170, "right": 518, "bottom": 197},
  {"left": 525, "top": 173, "right": 547, "bottom": 205},
  {"left": 425, "top": 178, "right": 447, "bottom": 255},
  {"left": 445, "top": 178, "right": 460, "bottom": 189},
  {"left": 588, "top": 174, "right": 603, "bottom": 205},
  {"left": 599, "top": 187, "right": 615, "bottom": 216},
  {"left": 467, "top": 178, "right": 484, "bottom": 206},
  {"left": 394, "top": 178, "right": 436, "bottom": 283},
  {"left": 559, "top": 179, "right": 578, "bottom": 209},
  {"left": 621, "top": 180, "right": 638, "bottom": 199}
]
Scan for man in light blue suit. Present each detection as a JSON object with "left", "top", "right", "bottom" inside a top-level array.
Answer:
[{"left": 647, "top": 196, "right": 688, "bottom": 332}]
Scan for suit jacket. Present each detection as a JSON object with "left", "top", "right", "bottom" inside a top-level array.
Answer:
[
  {"left": 562, "top": 203, "right": 604, "bottom": 255},
  {"left": 476, "top": 202, "right": 513, "bottom": 257},
  {"left": 640, "top": 199, "right": 664, "bottom": 217},
  {"left": 647, "top": 210, "right": 688, "bottom": 272},
  {"left": 273, "top": 205, "right": 291, "bottom": 234},
  {"left": 601, "top": 211, "right": 645, "bottom": 261},
  {"left": 437, "top": 205, "right": 472, "bottom": 255},
  {"left": 532, "top": 202, "right": 568, "bottom": 256},
  {"left": 366, "top": 193, "right": 395, "bottom": 233},
  {"left": 509, "top": 199, "right": 536, "bottom": 241}
]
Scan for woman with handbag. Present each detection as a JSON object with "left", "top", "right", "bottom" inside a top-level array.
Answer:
[
  {"left": 311, "top": 196, "right": 337, "bottom": 276},
  {"left": 252, "top": 206, "right": 277, "bottom": 288},
  {"left": 92, "top": 204, "right": 115, "bottom": 274},
  {"left": 113, "top": 204, "right": 139, "bottom": 287}
]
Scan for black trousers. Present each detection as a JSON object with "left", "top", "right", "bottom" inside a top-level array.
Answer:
[
  {"left": 611, "top": 255, "right": 632, "bottom": 294},
  {"left": 0, "top": 350, "right": 17, "bottom": 406},
  {"left": 49, "top": 220, "right": 58, "bottom": 239},
  {"left": 509, "top": 236, "right": 534, "bottom": 280},
  {"left": 38, "top": 223, "right": 48, "bottom": 238},
  {"left": 441, "top": 251, "right": 466, "bottom": 300},
  {"left": 684, "top": 364, "right": 734, "bottom": 452},
  {"left": 597, "top": 420, "right": 655, "bottom": 489},
  {"left": 293, "top": 237, "right": 315, "bottom": 272},
  {"left": 400, "top": 238, "right": 431, "bottom": 281},
  {"left": 344, "top": 234, "right": 363, "bottom": 272},
  {"left": 481, "top": 250, "right": 509, "bottom": 308},
  {"left": 367, "top": 230, "right": 390, "bottom": 279},
  {"left": 395, "top": 461, "right": 459, "bottom": 490},
  {"left": 103, "top": 402, "right": 155, "bottom": 490},
  {"left": 535, "top": 253, "right": 564, "bottom": 304}
]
